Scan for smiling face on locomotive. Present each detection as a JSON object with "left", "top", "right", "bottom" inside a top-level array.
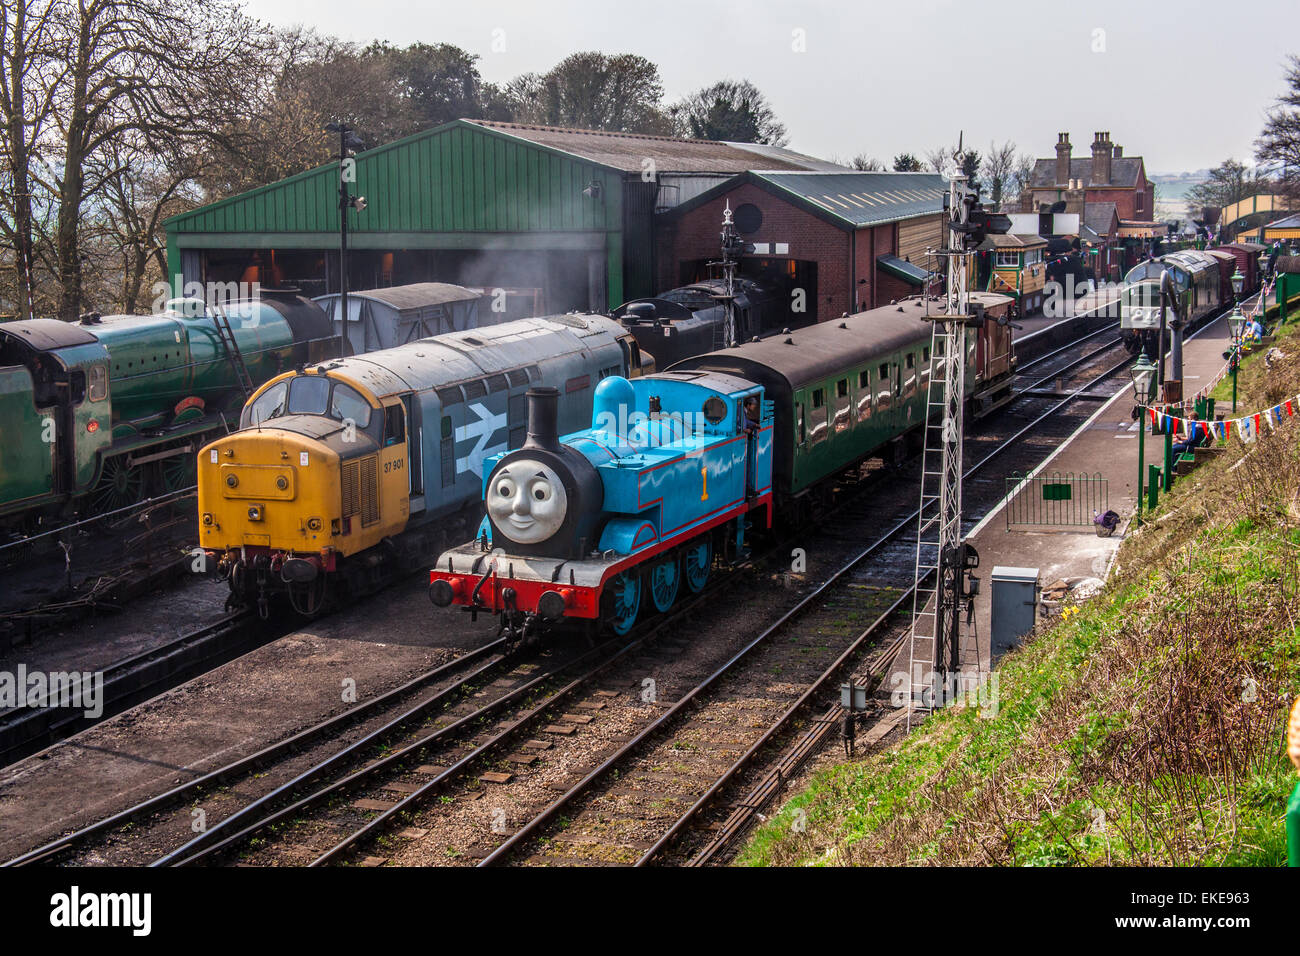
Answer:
[{"left": 485, "top": 458, "right": 569, "bottom": 544}]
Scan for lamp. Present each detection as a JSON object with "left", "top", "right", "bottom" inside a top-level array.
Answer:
[
  {"left": 1228, "top": 306, "right": 1246, "bottom": 341},
  {"left": 1130, "top": 349, "right": 1157, "bottom": 405},
  {"left": 1231, "top": 268, "right": 1244, "bottom": 299},
  {"left": 1131, "top": 348, "right": 1157, "bottom": 522}
]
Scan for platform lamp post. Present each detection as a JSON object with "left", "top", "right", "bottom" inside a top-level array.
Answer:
[
  {"left": 1228, "top": 269, "right": 1246, "bottom": 413},
  {"left": 1130, "top": 350, "right": 1157, "bottom": 523},
  {"left": 325, "top": 121, "right": 367, "bottom": 359}
]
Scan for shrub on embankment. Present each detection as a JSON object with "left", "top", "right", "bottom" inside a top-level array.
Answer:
[{"left": 739, "top": 324, "right": 1300, "bottom": 867}]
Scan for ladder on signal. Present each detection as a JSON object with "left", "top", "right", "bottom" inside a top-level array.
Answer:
[
  {"left": 905, "top": 315, "right": 965, "bottom": 730},
  {"left": 213, "top": 308, "right": 255, "bottom": 398}
]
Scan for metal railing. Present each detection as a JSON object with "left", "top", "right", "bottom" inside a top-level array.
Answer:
[{"left": 1004, "top": 471, "right": 1108, "bottom": 530}]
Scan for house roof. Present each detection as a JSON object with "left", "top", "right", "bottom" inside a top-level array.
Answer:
[
  {"left": 663, "top": 170, "right": 946, "bottom": 230},
  {"left": 987, "top": 233, "right": 1047, "bottom": 249},
  {"left": 464, "top": 119, "right": 843, "bottom": 174},
  {"left": 1083, "top": 202, "right": 1119, "bottom": 237},
  {"left": 1264, "top": 213, "right": 1300, "bottom": 229},
  {"left": 1029, "top": 156, "right": 1146, "bottom": 189}
]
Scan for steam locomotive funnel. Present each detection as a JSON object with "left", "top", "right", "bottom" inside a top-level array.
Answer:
[{"left": 523, "top": 386, "right": 562, "bottom": 454}]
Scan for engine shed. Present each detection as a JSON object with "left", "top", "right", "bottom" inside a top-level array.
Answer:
[{"left": 165, "top": 120, "right": 844, "bottom": 316}]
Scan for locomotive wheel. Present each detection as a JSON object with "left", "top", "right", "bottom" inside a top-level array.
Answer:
[
  {"left": 159, "top": 446, "right": 198, "bottom": 494},
  {"left": 608, "top": 569, "right": 641, "bottom": 635},
  {"left": 648, "top": 553, "right": 680, "bottom": 613},
  {"left": 683, "top": 538, "right": 712, "bottom": 594},
  {"left": 90, "top": 455, "right": 144, "bottom": 515}
]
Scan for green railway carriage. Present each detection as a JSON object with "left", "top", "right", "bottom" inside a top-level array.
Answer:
[
  {"left": 0, "top": 294, "right": 335, "bottom": 525},
  {"left": 668, "top": 294, "right": 1013, "bottom": 503}
]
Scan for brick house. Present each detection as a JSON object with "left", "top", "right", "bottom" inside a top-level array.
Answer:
[{"left": 655, "top": 171, "right": 947, "bottom": 322}]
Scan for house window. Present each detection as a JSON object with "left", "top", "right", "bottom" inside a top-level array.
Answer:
[
  {"left": 996, "top": 250, "right": 1020, "bottom": 268},
  {"left": 1136, "top": 193, "right": 1144, "bottom": 213}
]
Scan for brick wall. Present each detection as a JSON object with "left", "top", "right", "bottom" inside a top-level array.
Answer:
[{"left": 660, "top": 182, "right": 852, "bottom": 321}]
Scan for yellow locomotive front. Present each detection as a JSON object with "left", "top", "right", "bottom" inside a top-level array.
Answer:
[{"left": 198, "top": 367, "right": 409, "bottom": 615}]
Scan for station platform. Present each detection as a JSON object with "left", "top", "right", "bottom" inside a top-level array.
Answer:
[{"left": 959, "top": 310, "right": 1235, "bottom": 671}]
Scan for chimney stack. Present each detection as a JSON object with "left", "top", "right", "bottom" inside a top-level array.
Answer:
[
  {"left": 1055, "top": 133, "right": 1071, "bottom": 186},
  {"left": 1090, "top": 131, "right": 1112, "bottom": 186},
  {"left": 1112, "top": 144, "right": 1123, "bottom": 159}
]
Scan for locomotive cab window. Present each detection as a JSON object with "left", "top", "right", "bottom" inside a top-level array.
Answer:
[
  {"left": 330, "top": 383, "right": 372, "bottom": 428},
  {"left": 244, "top": 381, "right": 287, "bottom": 427},
  {"left": 88, "top": 364, "right": 108, "bottom": 402},
  {"left": 383, "top": 405, "right": 405, "bottom": 446}
]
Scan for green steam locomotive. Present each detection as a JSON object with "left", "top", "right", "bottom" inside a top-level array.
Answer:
[{"left": 0, "top": 293, "right": 335, "bottom": 530}]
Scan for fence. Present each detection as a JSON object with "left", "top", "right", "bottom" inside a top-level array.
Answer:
[{"left": 1004, "top": 471, "right": 1108, "bottom": 530}]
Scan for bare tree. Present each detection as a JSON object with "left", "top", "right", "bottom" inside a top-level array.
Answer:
[
  {"left": 848, "top": 153, "right": 884, "bottom": 171},
  {"left": 44, "top": 0, "right": 273, "bottom": 318},
  {"left": 1256, "top": 54, "right": 1300, "bottom": 201},
  {"left": 983, "top": 140, "right": 1018, "bottom": 210},
  {"left": 0, "top": 0, "right": 59, "bottom": 318}
]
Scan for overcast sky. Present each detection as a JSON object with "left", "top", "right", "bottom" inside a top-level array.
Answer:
[{"left": 242, "top": 0, "right": 1300, "bottom": 174}]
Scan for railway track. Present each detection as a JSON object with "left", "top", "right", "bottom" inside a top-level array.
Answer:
[
  {"left": 157, "top": 342, "right": 1130, "bottom": 868},
  {"left": 0, "top": 610, "right": 257, "bottom": 767}
]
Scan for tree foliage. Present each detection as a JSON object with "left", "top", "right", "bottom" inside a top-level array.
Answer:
[{"left": 670, "top": 79, "right": 787, "bottom": 145}]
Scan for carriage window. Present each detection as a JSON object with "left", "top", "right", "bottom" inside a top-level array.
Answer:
[
  {"left": 88, "top": 364, "right": 108, "bottom": 402},
  {"left": 906, "top": 354, "right": 915, "bottom": 369},
  {"left": 811, "top": 388, "right": 825, "bottom": 409},
  {"left": 923, "top": 347, "right": 930, "bottom": 362},
  {"left": 797, "top": 403, "right": 806, "bottom": 444},
  {"left": 879, "top": 363, "right": 889, "bottom": 379},
  {"left": 836, "top": 378, "right": 848, "bottom": 399},
  {"left": 383, "top": 405, "right": 405, "bottom": 446},
  {"left": 858, "top": 370, "right": 869, "bottom": 390}
]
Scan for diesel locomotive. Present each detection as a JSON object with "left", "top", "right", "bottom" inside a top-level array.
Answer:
[
  {"left": 1120, "top": 250, "right": 1228, "bottom": 355},
  {"left": 0, "top": 293, "right": 335, "bottom": 529},
  {"left": 428, "top": 293, "right": 1016, "bottom": 642},
  {"left": 196, "top": 313, "right": 649, "bottom": 616}
]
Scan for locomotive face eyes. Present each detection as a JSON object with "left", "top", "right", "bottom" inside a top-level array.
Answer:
[{"left": 486, "top": 458, "right": 568, "bottom": 544}]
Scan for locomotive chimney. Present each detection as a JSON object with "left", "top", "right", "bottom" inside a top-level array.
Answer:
[
  {"left": 1055, "top": 133, "right": 1071, "bottom": 186},
  {"left": 523, "top": 386, "right": 562, "bottom": 454}
]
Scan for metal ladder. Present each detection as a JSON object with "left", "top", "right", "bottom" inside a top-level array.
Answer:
[
  {"left": 213, "top": 308, "right": 255, "bottom": 398},
  {"left": 905, "top": 317, "right": 965, "bottom": 730}
]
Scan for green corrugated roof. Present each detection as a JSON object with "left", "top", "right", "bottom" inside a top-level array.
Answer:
[
  {"left": 757, "top": 172, "right": 946, "bottom": 228},
  {"left": 662, "top": 170, "right": 946, "bottom": 230},
  {"left": 876, "top": 254, "right": 933, "bottom": 285},
  {"left": 165, "top": 119, "right": 622, "bottom": 236}
]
